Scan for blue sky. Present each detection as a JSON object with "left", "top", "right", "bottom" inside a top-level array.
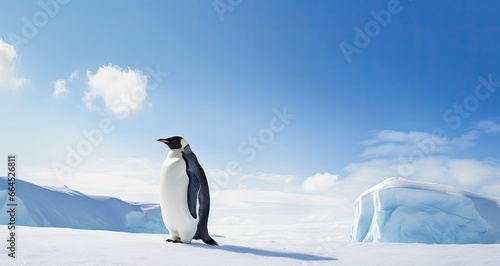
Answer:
[{"left": 1, "top": 0, "right": 500, "bottom": 240}]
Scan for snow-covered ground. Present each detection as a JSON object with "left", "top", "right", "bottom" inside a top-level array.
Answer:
[
  {"left": 0, "top": 226, "right": 498, "bottom": 265},
  {"left": 1, "top": 177, "right": 500, "bottom": 265}
]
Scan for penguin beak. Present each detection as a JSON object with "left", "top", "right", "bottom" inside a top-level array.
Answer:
[{"left": 157, "top": 139, "right": 169, "bottom": 144}]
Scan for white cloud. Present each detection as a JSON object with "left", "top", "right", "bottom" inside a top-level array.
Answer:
[
  {"left": 214, "top": 189, "right": 338, "bottom": 206},
  {"left": 361, "top": 129, "right": 478, "bottom": 157},
  {"left": 23, "top": 157, "right": 160, "bottom": 203},
  {"left": 84, "top": 64, "right": 148, "bottom": 118},
  {"left": 52, "top": 79, "right": 69, "bottom": 97},
  {"left": 341, "top": 125, "right": 500, "bottom": 198},
  {"left": 240, "top": 172, "right": 295, "bottom": 187},
  {"left": 206, "top": 170, "right": 296, "bottom": 192},
  {"left": 362, "top": 130, "right": 445, "bottom": 145},
  {"left": 341, "top": 156, "right": 500, "bottom": 197},
  {"left": 68, "top": 70, "right": 78, "bottom": 81},
  {"left": 476, "top": 120, "right": 500, "bottom": 133},
  {"left": 302, "top": 173, "right": 339, "bottom": 193},
  {"left": 52, "top": 70, "right": 79, "bottom": 97},
  {"left": 317, "top": 124, "right": 500, "bottom": 227},
  {"left": 0, "top": 38, "right": 29, "bottom": 90},
  {"left": 350, "top": 127, "right": 500, "bottom": 196},
  {"left": 447, "top": 159, "right": 500, "bottom": 187}
]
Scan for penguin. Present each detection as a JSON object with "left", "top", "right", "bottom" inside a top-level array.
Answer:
[{"left": 157, "top": 136, "right": 218, "bottom": 245}]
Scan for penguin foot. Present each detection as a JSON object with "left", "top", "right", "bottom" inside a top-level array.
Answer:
[
  {"left": 166, "top": 239, "right": 183, "bottom": 243},
  {"left": 202, "top": 237, "right": 219, "bottom": 246}
]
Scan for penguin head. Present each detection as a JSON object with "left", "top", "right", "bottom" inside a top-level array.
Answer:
[{"left": 157, "top": 136, "right": 189, "bottom": 151}]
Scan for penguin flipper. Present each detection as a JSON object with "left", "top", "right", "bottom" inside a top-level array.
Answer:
[{"left": 187, "top": 170, "right": 200, "bottom": 219}]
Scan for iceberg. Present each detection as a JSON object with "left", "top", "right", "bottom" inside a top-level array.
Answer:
[{"left": 349, "top": 178, "right": 500, "bottom": 244}]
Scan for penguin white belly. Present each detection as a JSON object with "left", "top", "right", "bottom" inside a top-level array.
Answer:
[{"left": 159, "top": 153, "right": 199, "bottom": 243}]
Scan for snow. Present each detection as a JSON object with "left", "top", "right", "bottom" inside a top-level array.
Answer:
[
  {"left": 0, "top": 226, "right": 499, "bottom": 265},
  {"left": 1, "top": 176, "right": 500, "bottom": 264},
  {"left": 350, "top": 177, "right": 500, "bottom": 244},
  {"left": 0, "top": 176, "right": 167, "bottom": 234}
]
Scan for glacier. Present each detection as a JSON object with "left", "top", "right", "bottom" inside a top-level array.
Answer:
[
  {"left": 0, "top": 176, "right": 167, "bottom": 234},
  {"left": 349, "top": 177, "right": 500, "bottom": 244}
]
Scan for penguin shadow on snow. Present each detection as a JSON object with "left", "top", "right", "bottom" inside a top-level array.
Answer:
[{"left": 190, "top": 241, "right": 337, "bottom": 262}]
